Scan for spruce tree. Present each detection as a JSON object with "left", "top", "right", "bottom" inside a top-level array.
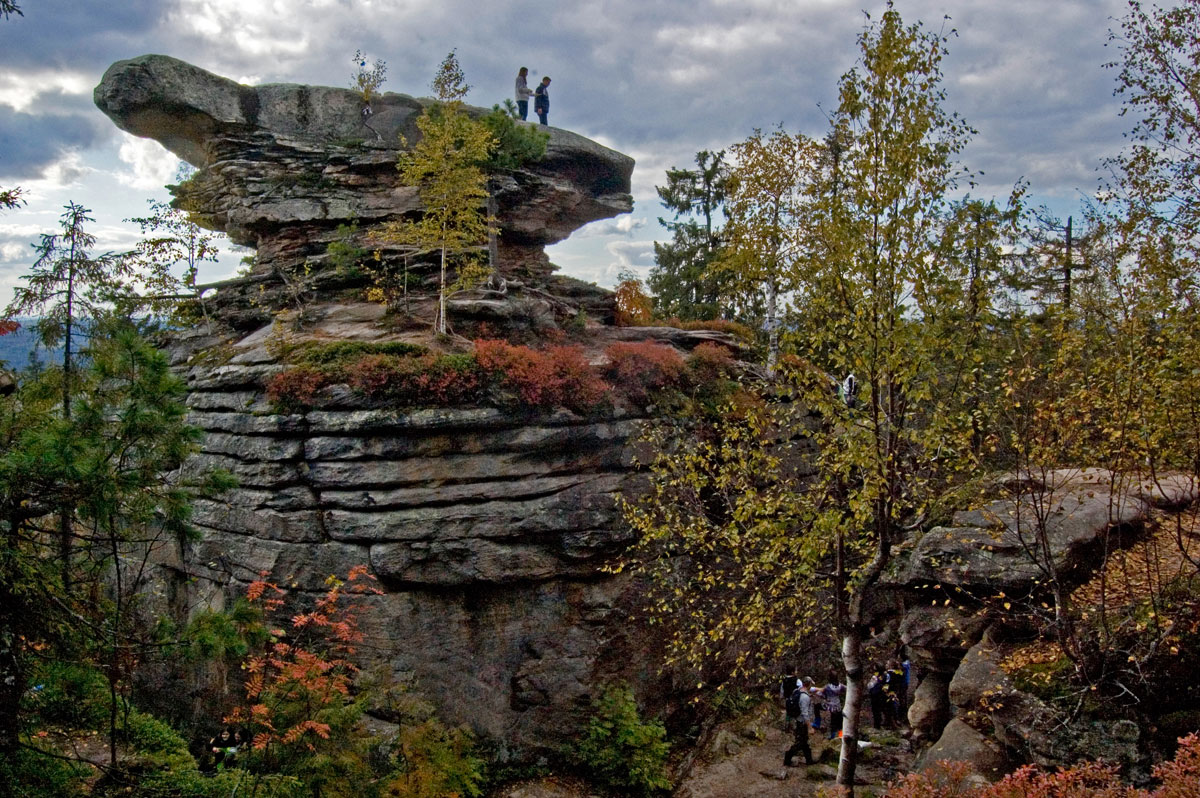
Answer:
[{"left": 649, "top": 150, "right": 729, "bottom": 321}]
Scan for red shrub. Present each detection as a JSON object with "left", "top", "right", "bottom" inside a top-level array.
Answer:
[
  {"left": 545, "top": 344, "right": 611, "bottom": 412},
  {"left": 266, "top": 367, "right": 328, "bottom": 411},
  {"left": 474, "top": 339, "right": 610, "bottom": 413},
  {"left": 604, "top": 341, "right": 686, "bottom": 405},
  {"left": 686, "top": 342, "right": 736, "bottom": 385},
  {"left": 1152, "top": 733, "right": 1200, "bottom": 798},
  {"left": 881, "top": 735, "right": 1200, "bottom": 798},
  {"left": 345, "top": 354, "right": 399, "bottom": 395},
  {"left": 410, "top": 353, "right": 483, "bottom": 405}
]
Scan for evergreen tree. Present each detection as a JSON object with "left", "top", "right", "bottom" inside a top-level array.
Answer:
[
  {"left": 0, "top": 320, "right": 232, "bottom": 761},
  {"left": 649, "top": 150, "right": 729, "bottom": 320},
  {"left": 5, "top": 203, "right": 130, "bottom": 591},
  {"left": 5, "top": 203, "right": 128, "bottom": 417}
]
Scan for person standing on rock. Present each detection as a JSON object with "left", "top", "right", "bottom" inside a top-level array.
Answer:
[
  {"left": 534, "top": 76, "right": 551, "bottom": 125},
  {"left": 783, "top": 678, "right": 814, "bottom": 767},
  {"left": 515, "top": 67, "right": 533, "bottom": 121}
]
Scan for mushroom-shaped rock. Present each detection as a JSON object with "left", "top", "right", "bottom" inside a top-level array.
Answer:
[{"left": 94, "top": 54, "right": 634, "bottom": 297}]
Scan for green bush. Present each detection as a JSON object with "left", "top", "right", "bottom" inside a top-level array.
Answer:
[
  {"left": 574, "top": 684, "right": 671, "bottom": 797},
  {"left": 0, "top": 746, "right": 89, "bottom": 797},
  {"left": 24, "top": 661, "right": 111, "bottom": 730},
  {"left": 384, "top": 717, "right": 487, "bottom": 798},
  {"left": 295, "top": 339, "right": 427, "bottom": 369},
  {"left": 124, "top": 709, "right": 196, "bottom": 770}
]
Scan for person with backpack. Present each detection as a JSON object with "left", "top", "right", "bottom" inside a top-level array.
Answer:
[
  {"left": 886, "top": 658, "right": 907, "bottom": 726},
  {"left": 780, "top": 668, "right": 800, "bottom": 731},
  {"left": 784, "top": 678, "right": 814, "bottom": 766}
]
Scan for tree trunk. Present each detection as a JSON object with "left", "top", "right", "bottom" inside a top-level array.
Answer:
[
  {"left": 438, "top": 244, "right": 447, "bottom": 335},
  {"left": 766, "top": 278, "right": 778, "bottom": 376},
  {"left": 837, "top": 627, "right": 867, "bottom": 793},
  {"left": 487, "top": 188, "right": 499, "bottom": 273},
  {"left": 0, "top": 614, "right": 22, "bottom": 754}
]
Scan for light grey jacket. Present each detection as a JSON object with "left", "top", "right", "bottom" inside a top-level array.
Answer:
[{"left": 515, "top": 74, "right": 533, "bottom": 102}]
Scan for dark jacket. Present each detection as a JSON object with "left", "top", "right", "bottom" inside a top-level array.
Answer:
[{"left": 534, "top": 82, "right": 550, "bottom": 113}]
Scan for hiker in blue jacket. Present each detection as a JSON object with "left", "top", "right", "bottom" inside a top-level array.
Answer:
[{"left": 534, "top": 76, "right": 551, "bottom": 125}]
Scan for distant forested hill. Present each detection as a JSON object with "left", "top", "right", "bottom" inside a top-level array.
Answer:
[{"left": 0, "top": 318, "right": 59, "bottom": 370}]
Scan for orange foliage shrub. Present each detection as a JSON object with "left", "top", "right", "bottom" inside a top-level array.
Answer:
[
  {"left": 663, "top": 317, "right": 754, "bottom": 341},
  {"left": 473, "top": 339, "right": 611, "bottom": 413},
  {"left": 686, "top": 342, "right": 736, "bottom": 384},
  {"left": 883, "top": 734, "right": 1200, "bottom": 798},
  {"left": 604, "top": 341, "right": 686, "bottom": 404},
  {"left": 614, "top": 278, "right": 654, "bottom": 326},
  {"left": 265, "top": 367, "right": 329, "bottom": 411},
  {"left": 228, "top": 566, "right": 382, "bottom": 759}
]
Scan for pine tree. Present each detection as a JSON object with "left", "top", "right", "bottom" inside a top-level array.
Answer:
[{"left": 0, "top": 320, "right": 232, "bottom": 761}]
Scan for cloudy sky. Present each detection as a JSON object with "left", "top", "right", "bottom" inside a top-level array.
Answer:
[{"left": 0, "top": 0, "right": 1135, "bottom": 302}]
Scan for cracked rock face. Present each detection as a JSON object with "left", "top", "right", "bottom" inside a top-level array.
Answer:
[
  {"left": 94, "top": 54, "right": 635, "bottom": 311},
  {"left": 151, "top": 312, "right": 666, "bottom": 748}
]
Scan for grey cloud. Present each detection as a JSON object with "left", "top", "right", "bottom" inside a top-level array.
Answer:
[
  {"left": 0, "top": 0, "right": 1147, "bottom": 292},
  {"left": 0, "top": 0, "right": 165, "bottom": 72},
  {"left": 0, "top": 106, "right": 102, "bottom": 179}
]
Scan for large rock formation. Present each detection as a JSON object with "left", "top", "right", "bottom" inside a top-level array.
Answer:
[
  {"left": 888, "top": 469, "right": 1198, "bottom": 780},
  {"left": 94, "top": 56, "right": 720, "bottom": 751},
  {"left": 94, "top": 54, "right": 635, "bottom": 330}
]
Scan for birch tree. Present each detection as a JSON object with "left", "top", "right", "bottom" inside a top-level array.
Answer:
[
  {"left": 623, "top": 7, "right": 984, "bottom": 793},
  {"left": 715, "top": 128, "right": 820, "bottom": 373}
]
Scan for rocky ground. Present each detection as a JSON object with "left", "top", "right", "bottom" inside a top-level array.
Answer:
[{"left": 495, "top": 703, "right": 916, "bottom": 798}]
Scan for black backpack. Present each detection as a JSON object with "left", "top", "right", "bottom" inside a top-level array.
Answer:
[{"left": 785, "top": 686, "right": 804, "bottom": 718}]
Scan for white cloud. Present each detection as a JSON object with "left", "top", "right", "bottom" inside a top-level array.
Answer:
[
  {"left": 116, "top": 135, "right": 181, "bottom": 191},
  {"left": 575, "top": 215, "right": 647, "bottom": 239},
  {"left": 606, "top": 239, "right": 655, "bottom": 276},
  {"left": 0, "top": 70, "right": 92, "bottom": 112},
  {"left": 169, "top": 0, "right": 315, "bottom": 61},
  {"left": 0, "top": 241, "right": 27, "bottom": 261}
]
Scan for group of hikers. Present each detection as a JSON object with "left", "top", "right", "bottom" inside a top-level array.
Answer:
[
  {"left": 514, "top": 67, "right": 552, "bottom": 125},
  {"left": 780, "top": 656, "right": 912, "bottom": 767},
  {"left": 201, "top": 726, "right": 249, "bottom": 772}
]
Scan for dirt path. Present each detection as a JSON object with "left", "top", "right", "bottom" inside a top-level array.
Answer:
[{"left": 674, "top": 706, "right": 915, "bottom": 798}]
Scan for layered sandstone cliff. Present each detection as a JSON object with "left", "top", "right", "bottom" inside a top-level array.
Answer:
[{"left": 95, "top": 55, "right": 718, "bottom": 748}]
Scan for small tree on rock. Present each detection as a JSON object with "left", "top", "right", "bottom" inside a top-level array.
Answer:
[{"left": 382, "top": 51, "right": 495, "bottom": 335}]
